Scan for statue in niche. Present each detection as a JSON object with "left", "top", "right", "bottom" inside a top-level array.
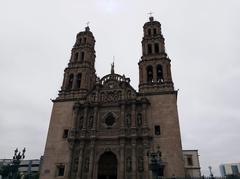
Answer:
[
  {"left": 88, "top": 116, "right": 93, "bottom": 129},
  {"left": 137, "top": 113, "right": 142, "bottom": 127},
  {"left": 73, "top": 157, "right": 79, "bottom": 173},
  {"left": 138, "top": 157, "right": 144, "bottom": 172},
  {"left": 126, "top": 157, "right": 132, "bottom": 172},
  {"left": 126, "top": 114, "right": 131, "bottom": 127},
  {"left": 84, "top": 157, "right": 89, "bottom": 172},
  {"left": 127, "top": 90, "right": 131, "bottom": 99},
  {"left": 79, "top": 116, "right": 83, "bottom": 129},
  {"left": 117, "top": 91, "right": 122, "bottom": 100}
]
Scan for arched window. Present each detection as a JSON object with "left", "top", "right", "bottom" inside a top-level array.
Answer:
[
  {"left": 147, "top": 66, "right": 153, "bottom": 83},
  {"left": 153, "top": 28, "right": 157, "bottom": 35},
  {"left": 76, "top": 73, "right": 82, "bottom": 89},
  {"left": 148, "top": 28, "right": 151, "bottom": 36},
  {"left": 67, "top": 74, "right": 74, "bottom": 90},
  {"left": 154, "top": 43, "right": 159, "bottom": 53},
  {"left": 80, "top": 52, "right": 85, "bottom": 62},
  {"left": 74, "top": 52, "right": 78, "bottom": 62},
  {"left": 79, "top": 38, "right": 82, "bottom": 44},
  {"left": 136, "top": 113, "right": 142, "bottom": 127},
  {"left": 84, "top": 37, "right": 87, "bottom": 43},
  {"left": 157, "top": 65, "right": 164, "bottom": 83},
  {"left": 147, "top": 44, "right": 152, "bottom": 54}
]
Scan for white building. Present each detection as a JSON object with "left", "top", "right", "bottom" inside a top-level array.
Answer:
[
  {"left": 0, "top": 159, "right": 41, "bottom": 178},
  {"left": 220, "top": 163, "right": 240, "bottom": 176},
  {"left": 183, "top": 150, "right": 201, "bottom": 177}
]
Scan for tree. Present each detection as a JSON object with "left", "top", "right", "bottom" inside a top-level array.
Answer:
[{"left": 0, "top": 165, "right": 11, "bottom": 178}]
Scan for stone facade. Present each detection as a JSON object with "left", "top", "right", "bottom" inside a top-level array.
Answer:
[
  {"left": 183, "top": 150, "right": 201, "bottom": 177},
  {"left": 40, "top": 17, "right": 185, "bottom": 179}
]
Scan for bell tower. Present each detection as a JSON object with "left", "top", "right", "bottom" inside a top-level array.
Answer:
[
  {"left": 139, "top": 16, "right": 174, "bottom": 93},
  {"left": 58, "top": 26, "right": 96, "bottom": 99}
]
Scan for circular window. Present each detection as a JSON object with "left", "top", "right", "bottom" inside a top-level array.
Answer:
[{"left": 105, "top": 113, "right": 115, "bottom": 126}]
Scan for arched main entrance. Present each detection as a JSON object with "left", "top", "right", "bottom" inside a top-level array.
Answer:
[{"left": 97, "top": 152, "right": 117, "bottom": 179}]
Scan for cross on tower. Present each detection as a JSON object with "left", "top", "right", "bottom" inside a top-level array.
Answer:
[
  {"left": 148, "top": 11, "right": 153, "bottom": 17},
  {"left": 86, "top": 21, "right": 90, "bottom": 27},
  {"left": 111, "top": 56, "right": 115, "bottom": 74}
]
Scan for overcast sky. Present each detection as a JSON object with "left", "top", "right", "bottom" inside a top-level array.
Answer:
[{"left": 0, "top": 0, "right": 239, "bottom": 176}]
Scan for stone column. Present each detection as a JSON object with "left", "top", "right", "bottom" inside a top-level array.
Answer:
[
  {"left": 120, "top": 103, "right": 125, "bottom": 136},
  {"left": 83, "top": 106, "right": 88, "bottom": 130},
  {"left": 88, "top": 140, "right": 95, "bottom": 179},
  {"left": 143, "top": 139, "right": 149, "bottom": 179},
  {"left": 92, "top": 106, "right": 98, "bottom": 136},
  {"left": 61, "top": 73, "right": 67, "bottom": 90},
  {"left": 76, "top": 142, "right": 85, "bottom": 179},
  {"left": 120, "top": 103, "right": 125, "bottom": 128},
  {"left": 131, "top": 103, "right": 136, "bottom": 128},
  {"left": 72, "top": 73, "right": 78, "bottom": 90},
  {"left": 142, "top": 103, "right": 148, "bottom": 128},
  {"left": 131, "top": 138, "right": 137, "bottom": 179},
  {"left": 139, "top": 66, "right": 143, "bottom": 84},
  {"left": 167, "top": 63, "right": 173, "bottom": 82},
  {"left": 72, "top": 104, "right": 79, "bottom": 128},
  {"left": 119, "top": 139, "right": 125, "bottom": 179},
  {"left": 68, "top": 142, "right": 74, "bottom": 179}
]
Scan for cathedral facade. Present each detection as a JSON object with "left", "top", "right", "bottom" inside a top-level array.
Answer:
[{"left": 40, "top": 17, "right": 185, "bottom": 179}]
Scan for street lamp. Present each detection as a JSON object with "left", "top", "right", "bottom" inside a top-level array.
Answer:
[
  {"left": 11, "top": 148, "right": 26, "bottom": 178},
  {"left": 208, "top": 166, "right": 214, "bottom": 178},
  {"left": 147, "top": 147, "right": 164, "bottom": 179}
]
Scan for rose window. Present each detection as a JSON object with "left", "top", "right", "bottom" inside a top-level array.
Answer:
[{"left": 105, "top": 113, "right": 115, "bottom": 126}]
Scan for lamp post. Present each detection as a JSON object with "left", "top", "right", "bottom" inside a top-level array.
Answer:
[
  {"left": 147, "top": 148, "right": 163, "bottom": 179},
  {"left": 208, "top": 166, "right": 214, "bottom": 179},
  {"left": 11, "top": 148, "right": 26, "bottom": 179}
]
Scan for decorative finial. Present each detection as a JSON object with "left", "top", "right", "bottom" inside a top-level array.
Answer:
[
  {"left": 111, "top": 57, "right": 115, "bottom": 74},
  {"left": 86, "top": 21, "right": 90, "bottom": 27}
]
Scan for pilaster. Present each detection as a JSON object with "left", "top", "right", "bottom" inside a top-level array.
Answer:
[
  {"left": 76, "top": 142, "right": 85, "bottom": 179},
  {"left": 131, "top": 138, "right": 137, "bottom": 179},
  {"left": 119, "top": 139, "right": 125, "bottom": 179},
  {"left": 88, "top": 140, "right": 95, "bottom": 179}
]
